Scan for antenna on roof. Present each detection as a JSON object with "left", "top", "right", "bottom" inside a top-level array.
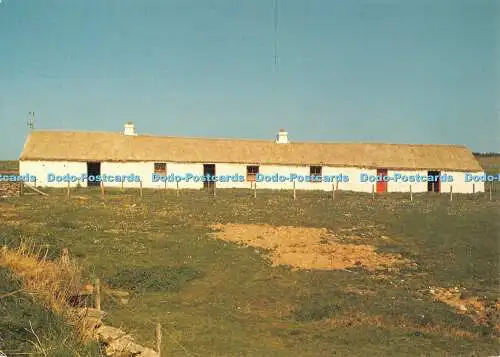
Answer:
[{"left": 27, "top": 111, "right": 35, "bottom": 131}]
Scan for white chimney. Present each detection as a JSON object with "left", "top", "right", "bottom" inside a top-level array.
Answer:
[
  {"left": 276, "top": 128, "right": 289, "bottom": 144},
  {"left": 124, "top": 122, "right": 137, "bottom": 136}
]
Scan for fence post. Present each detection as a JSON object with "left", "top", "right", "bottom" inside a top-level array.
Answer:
[
  {"left": 293, "top": 181, "right": 296, "bottom": 200},
  {"left": 34, "top": 177, "right": 37, "bottom": 188},
  {"left": 121, "top": 180, "right": 124, "bottom": 192},
  {"left": 19, "top": 180, "right": 24, "bottom": 196},
  {"left": 139, "top": 180, "right": 143, "bottom": 198},
  {"left": 372, "top": 184, "right": 375, "bottom": 200},
  {"left": 490, "top": 183, "right": 492, "bottom": 201},
  {"left": 176, "top": 181, "right": 179, "bottom": 198},
  {"left": 253, "top": 181, "right": 257, "bottom": 198},
  {"left": 61, "top": 248, "right": 70, "bottom": 266},
  {"left": 409, "top": 184, "right": 412, "bottom": 201},
  {"left": 100, "top": 181, "right": 105, "bottom": 200},
  {"left": 66, "top": 181, "right": 70, "bottom": 200},
  {"left": 450, "top": 185, "right": 453, "bottom": 201},
  {"left": 95, "top": 278, "right": 101, "bottom": 311},
  {"left": 213, "top": 184, "right": 216, "bottom": 197},
  {"left": 472, "top": 183, "right": 475, "bottom": 194},
  {"left": 155, "top": 323, "right": 162, "bottom": 356},
  {"left": 331, "top": 183, "right": 335, "bottom": 200}
]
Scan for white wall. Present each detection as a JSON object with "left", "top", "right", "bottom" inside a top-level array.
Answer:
[
  {"left": 102, "top": 162, "right": 204, "bottom": 189},
  {"left": 19, "top": 160, "right": 87, "bottom": 187},
  {"left": 386, "top": 170, "right": 428, "bottom": 193},
  {"left": 19, "top": 160, "right": 486, "bottom": 193},
  {"left": 442, "top": 171, "right": 485, "bottom": 193}
]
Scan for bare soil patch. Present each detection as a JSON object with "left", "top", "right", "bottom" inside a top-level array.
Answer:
[
  {"left": 209, "top": 223, "right": 410, "bottom": 271},
  {"left": 429, "top": 286, "right": 500, "bottom": 331}
]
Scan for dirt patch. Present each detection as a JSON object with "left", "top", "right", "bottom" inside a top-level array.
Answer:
[
  {"left": 429, "top": 286, "right": 500, "bottom": 331},
  {"left": 209, "top": 223, "right": 410, "bottom": 272}
]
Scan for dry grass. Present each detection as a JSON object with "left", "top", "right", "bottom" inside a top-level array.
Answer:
[
  {"left": 209, "top": 223, "right": 411, "bottom": 271},
  {"left": 0, "top": 243, "right": 81, "bottom": 313},
  {"left": 0, "top": 242, "right": 101, "bottom": 345}
]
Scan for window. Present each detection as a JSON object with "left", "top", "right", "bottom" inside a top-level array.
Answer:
[
  {"left": 246, "top": 165, "right": 259, "bottom": 181},
  {"left": 310, "top": 166, "right": 322, "bottom": 183},
  {"left": 154, "top": 162, "right": 167, "bottom": 174}
]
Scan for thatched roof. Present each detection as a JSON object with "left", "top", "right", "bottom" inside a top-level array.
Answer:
[{"left": 19, "top": 130, "right": 483, "bottom": 171}]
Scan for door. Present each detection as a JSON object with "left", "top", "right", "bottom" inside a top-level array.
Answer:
[
  {"left": 86, "top": 162, "right": 101, "bottom": 187},
  {"left": 203, "top": 164, "right": 216, "bottom": 189},
  {"left": 427, "top": 171, "right": 441, "bottom": 192},
  {"left": 376, "top": 168, "right": 388, "bottom": 193}
]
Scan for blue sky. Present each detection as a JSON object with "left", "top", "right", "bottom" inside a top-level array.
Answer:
[{"left": 0, "top": 0, "right": 498, "bottom": 159}]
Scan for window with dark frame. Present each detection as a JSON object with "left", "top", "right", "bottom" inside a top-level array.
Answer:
[
  {"left": 154, "top": 162, "right": 167, "bottom": 174},
  {"left": 246, "top": 165, "right": 259, "bottom": 181},
  {"left": 310, "top": 166, "right": 322, "bottom": 183}
]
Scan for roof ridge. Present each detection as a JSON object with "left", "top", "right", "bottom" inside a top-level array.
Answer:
[{"left": 29, "top": 130, "right": 467, "bottom": 147}]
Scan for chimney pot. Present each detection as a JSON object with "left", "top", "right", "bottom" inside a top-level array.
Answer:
[
  {"left": 276, "top": 129, "right": 289, "bottom": 144},
  {"left": 124, "top": 122, "right": 137, "bottom": 136}
]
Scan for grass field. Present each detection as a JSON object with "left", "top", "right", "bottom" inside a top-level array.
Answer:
[
  {"left": 1, "top": 185, "right": 499, "bottom": 356},
  {"left": 0, "top": 160, "right": 18, "bottom": 171},
  {"left": 475, "top": 154, "right": 500, "bottom": 175}
]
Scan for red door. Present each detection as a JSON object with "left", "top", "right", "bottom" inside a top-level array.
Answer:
[{"left": 376, "top": 169, "right": 388, "bottom": 193}]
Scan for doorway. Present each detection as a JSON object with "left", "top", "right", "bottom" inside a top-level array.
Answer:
[
  {"left": 376, "top": 168, "right": 388, "bottom": 193},
  {"left": 203, "top": 164, "right": 216, "bottom": 189},
  {"left": 86, "top": 162, "right": 101, "bottom": 187},
  {"left": 427, "top": 170, "right": 441, "bottom": 192}
]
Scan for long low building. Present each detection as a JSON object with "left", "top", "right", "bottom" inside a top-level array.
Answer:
[{"left": 19, "top": 122, "right": 485, "bottom": 193}]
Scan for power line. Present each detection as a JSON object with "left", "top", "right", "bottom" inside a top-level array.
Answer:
[{"left": 273, "top": 0, "right": 279, "bottom": 71}]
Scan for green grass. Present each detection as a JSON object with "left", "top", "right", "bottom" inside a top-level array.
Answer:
[
  {"left": 475, "top": 153, "right": 500, "bottom": 175},
  {"left": 1, "top": 187, "right": 499, "bottom": 357},
  {"left": 0, "top": 267, "right": 102, "bottom": 356},
  {"left": 0, "top": 160, "right": 18, "bottom": 171}
]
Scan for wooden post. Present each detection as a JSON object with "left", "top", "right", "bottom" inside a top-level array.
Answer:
[
  {"left": 176, "top": 181, "right": 179, "bottom": 198},
  {"left": 335, "top": 181, "right": 339, "bottom": 191},
  {"left": 121, "top": 180, "right": 124, "bottom": 192},
  {"left": 293, "top": 181, "right": 296, "bottom": 200},
  {"left": 95, "top": 278, "right": 101, "bottom": 311},
  {"left": 155, "top": 322, "right": 162, "bottom": 356},
  {"left": 372, "top": 184, "right": 375, "bottom": 200},
  {"left": 61, "top": 248, "right": 69, "bottom": 266},
  {"left": 34, "top": 177, "right": 37, "bottom": 188},
  {"left": 66, "top": 181, "right": 70, "bottom": 200},
  {"left": 489, "top": 183, "right": 492, "bottom": 201},
  {"left": 213, "top": 184, "right": 216, "bottom": 197},
  {"left": 450, "top": 185, "right": 453, "bottom": 201},
  {"left": 331, "top": 183, "right": 335, "bottom": 200},
  {"left": 409, "top": 184, "right": 413, "bottom": 201},
  {"left": 472, "top": 183, "right": 475, "bottom": 194},
  {"left": 253, "top": 181, "right": 257, "bottom": 198},
  {"left": 19, "top": 180, "right": 24, "bottom": 196},
  {"left": 432, "top": 182, "right": 435, "bottom": 193},
  {"left": 100, "top": 181, "right": 104, "bottom": 199},
  {"left": 139, "top": 180, "right": 143, "bottom": 198}
]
